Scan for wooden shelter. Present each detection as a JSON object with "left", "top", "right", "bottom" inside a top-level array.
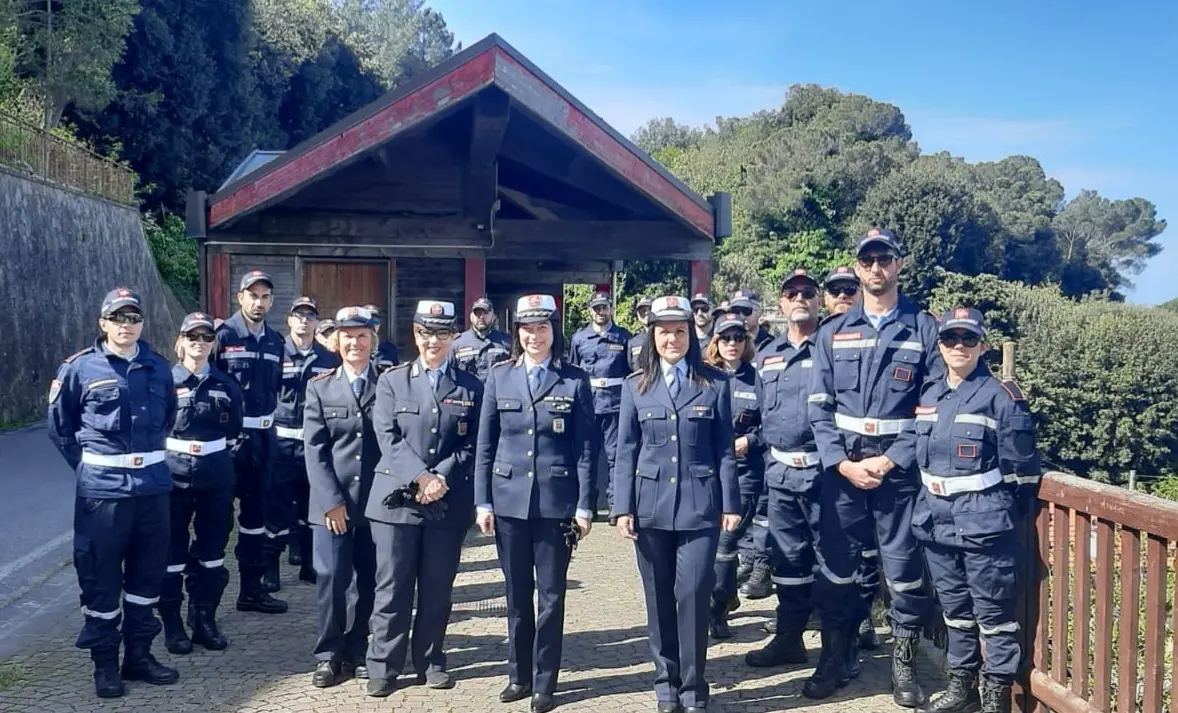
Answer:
[{"left": 186, "top": 33, "right": 730, "bottom": 348}]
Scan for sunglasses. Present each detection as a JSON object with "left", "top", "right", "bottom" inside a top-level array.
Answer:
[
  {"left": 106, "top": 311, "right": 144, "bottom": 325},
  {"left": 826, "top": 285, "right": 859, "bottom": 298},
  {"left": 184, "top": 332, "right": 216, "bottom": 343},
  {"left": 717, "top": 333, "right": 747, "bottom": 344},
  {"left": 857, "top": 253, "right": 898, "bottom": 269},
  {"left": 414, "top": 329, "right": 454, "bottom": 341},
  {"left": 783, "top": 287, "right": 818, "bottom": 300},
  {"left": 939, "top": 333, "right": 980, "bottom": 348},
  {"left": 730, "top": 307, "right": 753, "bottom": 317},
  {"left": 289, "top": 310, "right": 317, "bottom": 321},
  {"left": 693, "top": 306, "right": 711, "bottom": 314}
]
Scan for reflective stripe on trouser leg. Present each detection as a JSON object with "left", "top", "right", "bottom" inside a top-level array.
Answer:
[
  {"left": 811, "top": 475, "right": 875, "bottom": 632},
  {"left": 163, "top": 487, "right": 196, "bottom": 605},
  {"left": 923, "top": 541, "right": 982, "bottom": 671},
  {"left": 767, "top": 482, "right": 821, "bottom": 632},
  {"left": 713, "top": 494, "right": 757, "bottom": 604},
  {"left": 964, "top": 545, "right": 1021, "bottom": 681},
  {"left": 121, "top": 495, "right": 169, "bottom": 646},
  {"left": 73, "top": 496, "right": 128, "bottom": 650},
  {"left": 189, "top": 486, "right": 234, "bottom": 607},
  {"left": 869, "top": 473, "right": 933, "bottom": 636},
  {"left": 857, "top": 544, "right": 882, "bottom": 609},
  {"left": 234, "top": 432, "right": 271, "bottom": 574},
  {"left": 264, "top": 461, "right": 300, "bottom": 558}
]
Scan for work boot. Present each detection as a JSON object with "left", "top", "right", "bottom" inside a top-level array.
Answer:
[
  {"left": 801, "top": 628, "right": 850, "bottom": 699},
  {"left": 736, "top": 558, "right": 754, "bottom": 585},
  {"left": 727, "top": 594, "right": 741, "bottom": 614},
  {"left": 159, "top": 603, "right": 193, "bottom": 655},
  {"left": 710, "top": 609, "right": 732, "bottom": 640},
  {"left": 91, "top": 647, "right": 124, "bottom": 698},
  {"left": 287, "top": 538, "right": 303, "bottom": 566},
  {"left": 189, "top": 605, "right": 229, "bottom": 650},
  {"left": 237, "top": 575, "right": 288, "bottom": 614},
  {"left": 891, "top": 635, "right": 927, "bottom": 708},
  {"left": 979, "top": 676, "right": 1012, "bottom": 713},
  {"left": 746, "top": 630, "right": 808, "bottom": 667},
  {"left": 120, "top": 643, "right": 180, "bottom": 685},
  {"left": 845, "top": 626, "right": 861, "bottom": 679},
  {"left": 739, "top": 560, "right": 773, "bottom": 599},
  {"left": 920, "top": 669, "right": 980, "bottom": 713},
  {"left": 859, "top": 616, "right": 881, "bottom": 650},
  {"left": 261, "top": 559, "right": 282, "bottom": 593}
]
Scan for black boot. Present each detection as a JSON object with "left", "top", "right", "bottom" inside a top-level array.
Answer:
[
  {"left": 736, "top": 557, "right": 754, "bottom": 585},
  {"left": 159, "top": 603, "right": 193, "bottom": 655},
  {"left": 287, "top": 538, "right": 303, "bottom": 566},
  {"left": 236, "top": 574, "right": 288, "bottom": 614},
  {"left": 919, "top": 668, "right": 980, "bottom": 713},
  {"left": 739, "top": 560, "right": 773, "bottom": 599},
  {"left": 121, "top": 643, "right": 180, "bottom": 685},
  {"left": 979, "top": 676, "right": 1012, "bottom": 713},
  {"left": 802, "top": 628, "right": 850, "bottom": 699},
  {"left": 261, "top": 559, "right": 282, "bottom": 594},
  {"left": 189, "top": 604, "right": 229, "bottom": 650},
  {"left": 891, "top": 635, "right": 927, "bottom": 708},
  {"left": 859, "top": 616, "right": 881, "bottom": 650},
  {"left": 710, "top": 607, "right": 732, "bottom": 640},
  {"left": 91, "top": 647, "right": 124, "bottom": 698},
  {"left": 845, "top": 625, "right": 861, "bottom": 679},
  {"left": 746, "top": 630, "right": 808, "bottom": 667}
]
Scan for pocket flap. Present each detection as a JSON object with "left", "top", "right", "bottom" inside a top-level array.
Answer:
[
  {"left": 689, "top": 405, "right": 715, "bottom": 420},
  {"left": 638, "top": 405, "right": 667, "bottom": 421},
  {"left": 892, "top": 349, "right": 920, "bottom": 364},
  {"left": 492, "top": 462, "right": 513, "bottom": 477},
  {"left": 833, "top": 350, "right": 861, "bottom": 363},
  {"left": 951, "top": 422, "right": 985, "bottom": 440},
  {"left": 637, "top": 463, "right": 659, "bottom": 479},
  {"left": 497, "top": 399, "right": 523, "bottom": 411},
  {"left": 550, "top": 466, "right": 570, "bottom": 477},
  {"left": 396, "top": 401, "right": 420, "bottom": 414},
  {"left": 689, "top": 464, "right": 715, "bottom": 478}
]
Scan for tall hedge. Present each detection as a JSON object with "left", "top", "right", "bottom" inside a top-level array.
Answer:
[{"left": 931, "top": 271, "right": 1178, "bottom": 483}]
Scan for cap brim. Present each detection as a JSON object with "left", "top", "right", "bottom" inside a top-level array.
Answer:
[
  {"left": 241, "top": 277, "right": 274, "bottom": 290},
  {"left": 782, "top": 275, "right": 820, "bottom": 289},
  {"left": 857, "top": 237, "right": 900, "bottom": 255},
  {"left": 103, "top": 299, "right": 142, "bottom": 314},
  {"left": 825, "top": 274, "right": 859, "bottom": 286},
  {"left": 940, "top": 320, "right": 985, "bottom": 337}
]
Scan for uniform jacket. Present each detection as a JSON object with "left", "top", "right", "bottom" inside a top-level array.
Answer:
[
  {"left": 756, "top": 333, "right": 821, "bottom": 492},
  {"left": 166, "top": 363, "right": 242, "bottom": 491},
  {"left": 612, "top": 364, "right": 741, "bottom": 531},
  {"left": 275, "top": 338, "right": 339, "bottom": 463},
  {"left": 626, "top": 330, "right": 648, "bottom": 373},
  {"left": 47, "top": 338, "right": 177, "bottom": 499},
  {"left": 727, "top": 361, "right": 765, "bottom": 495},
  {"left": 303, "top": 366, "right": 382, "bottom": 527},
  {"left": 753, "top": 326, "right": 774, "bottom": 351},
  {"left": 450, "top": 328, "right": 511, "bottom": 382},
  {"left": 473, "top": 357, "right": 598, "bottom": 520},
  {"left": 213, "top": 312, "right": 284, "bottom": 419},
  {"left": 808, "top": 296, "right": 945, "bottom": 472},
  {"left": 367, "top": 359, "right": 482, "bottom": 528},
  {"left": 371, "top": 340, "right": 400, "bottom": 375},
  {"left": 568, "top": 323, "right": 632, "bottom": 414},
  {"left": 912, "top": 366, "right": 1041, "bottom": 549}
]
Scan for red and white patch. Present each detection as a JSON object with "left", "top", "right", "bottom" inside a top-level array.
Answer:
[
  {"left": 892, "top": 367, "right": 912, "bottom": 382},
  {"left": 914, "top": 406, "right": 936, "bottom": 415},
  {"left": 954, "top": 307, "right": 971, "bottom": 319},
  {"left": 430, "top": 303, "right": 444, "bottom": 315},
  {"left": 833, "top": 332, "right": 863, "bottom": 341},
  {"left": 527, "top": 295, "right": 542, "bottom": 307},
  {"left": 956, "top": 444, "right": 978, "bottom": 459},
  {"left": 762, "top": 355, "right": 785, "bottom": 365},
  {"left": 224, "top": 345, "right": 245, "bottom": 352}
]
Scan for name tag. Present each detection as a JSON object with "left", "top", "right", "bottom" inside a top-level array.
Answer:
[
  {"left": 734, "top": 390, "right": 756, "bottom": 400},
  {"left": 85, "top": 377, "right": 118, "bottom": 391},
  {"left": 607, "top": 344, "right": 625, "bottom": 351}
]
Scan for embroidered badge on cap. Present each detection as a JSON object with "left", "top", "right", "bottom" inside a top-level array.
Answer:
[
  {"left": 430, "top": 303, "right": 444, "bottom": 315},
  {"left": 665, "top": 296, "right": 680, "bottom": 308},
  {"left": 867, "top": 228, "right": 880, "bottom": 237},
  {"left": 954, "top": 307, "right": 971, "bottom": 319},
  {"left": 527, "top": 295, "right": 542, "bottom": 307},
  {"left": 116, "top": 288, "right": 131, "bottom": 297}
]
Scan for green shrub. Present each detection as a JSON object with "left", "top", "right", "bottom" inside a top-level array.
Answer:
[{"left": 142, "top": 211, "right": 198, "bottom": 309}]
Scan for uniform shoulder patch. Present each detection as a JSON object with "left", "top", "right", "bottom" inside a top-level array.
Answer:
[
  {"left": 999, "top": 379, "right": 1025, "bottom": 401},
  {"left": 627, "top": 370, "right": 643, "bottom": 379},
  {"left": 491, "top": 360, "right": 514, "bottom": 369},
  {"left": 310, "top": 368, "right": 336, "bottom": 382},
  {"left": 48, "top": 379, "right": 63, "bottom": 403},
  {"left": 63, "top": 347, "right": 93, "bottom": 364}
]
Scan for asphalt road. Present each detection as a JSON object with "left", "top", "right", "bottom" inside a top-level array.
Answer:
[{"left": 0, "top": 424, "right": 79, "bottom": 659}]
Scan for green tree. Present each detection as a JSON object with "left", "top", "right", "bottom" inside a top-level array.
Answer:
[
  {"left": 332, "top": 0, "right": 456, "bottom": 87},
  {"left": 970, "top": 155, "right": 1063, "bottom": 284},
  {"left": 143, "top": 211, "right": 198, "bottom": 308},
  {"left": 631, "top": 116, "right": 702, "bottom": 155},
  {"left": 1052, "top": 189, "right": 1167, "bottom": 296},
  {"left": 1159, "top": 298, "right": 1178, "bottom": 312}
]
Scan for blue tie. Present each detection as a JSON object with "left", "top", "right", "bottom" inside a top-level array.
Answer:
[
  {"left": 529, "top": 366, "right": 543, "bottom": 395},
  {"left": 667, "top": 366, "right": 681, "bottom": 398},
  {"left": 352, "top": 376, "right": 365, "bottom": 400}
]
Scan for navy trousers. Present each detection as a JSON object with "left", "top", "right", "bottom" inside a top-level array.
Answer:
[
  {"left": 496, "top": 516, "right": 573, "bottom": 695},
  {"left": 264, "top": 457, "right": 300, "bottom": 560},
  {"left": 738, "top": 490, "right": 772, "bottom": 564},
  {"left": 712, "top": 494, "right": 757, "bottom": 606},
  {"left": 596, "top": 413, "right": 619, "bottom": 510},
  {"left": 766, "top": 485, "right": 822, "bottom": 632},
  {"left": 72, "top": 494, "right": 169, "bottom": 651},
  {"left": 233, "top": 429, "right": 275, "bottom": 578},
  {"left": 366, "top": 522, "right": 466, "bottom": 681},
  {"left": 311, "top": 523, "right": 376, "bottom": 664},
  {"left": 634, "top": 527, "right": 720, "bottom": 709},
  {"left": 161, "top": 485, "right": 233, "bottom": 609}
]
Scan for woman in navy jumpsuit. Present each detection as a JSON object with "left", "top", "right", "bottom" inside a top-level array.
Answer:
[{"left": 612, "top": 295, "right": 741, "bottom": 713}]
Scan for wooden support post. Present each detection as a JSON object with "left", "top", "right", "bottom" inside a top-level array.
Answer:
[
  {"left": 1129, "top": 469, "right": 1138, "bottom": 492},
  {"left": 1002, "top": 341, "right": 1016, "bottom": 380},
  {"left": 689, "top": 259, "right": 711, "bottom": 299},
  {"left": 464, "top": 257, "right": 486, "bottom": 320},
  {"left": 208, "top": 252, "right": 230, "bottom": 319}
]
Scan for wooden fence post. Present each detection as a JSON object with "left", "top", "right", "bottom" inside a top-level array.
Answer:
[
  {"left": 1002, "top": 340, "right": 1016, "bottom": 380},
  {"left": 1128, "top": 469, "right": 1138, "bottom": 492}
]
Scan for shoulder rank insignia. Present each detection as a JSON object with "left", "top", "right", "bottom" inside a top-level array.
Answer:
[
  {"left": 48, "top": 379, "right": 63, "bottom": 403},
  {"left": 999, "top": 379, "right": 1025, "bottom": 401},
  {"left": 63, "top": 347, "right": 92, "bottom": 364},
  {"left": 627, "top": 370, "right": 642, "bottom": 379},
  {"left": 310, "top": 368, "right": 335, "bottom": 382}
]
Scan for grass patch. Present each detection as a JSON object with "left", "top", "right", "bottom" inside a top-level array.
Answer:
[{"left": 0, "top": 660, "right": 27, "bottom": 691}]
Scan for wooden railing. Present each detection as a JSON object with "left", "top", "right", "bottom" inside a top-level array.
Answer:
[
  {"left": 0, "top": 111, "right": 135, "bottom": 204},
  {"left": 1019, "top": 471, "right": 1177, "bottom": 713}
]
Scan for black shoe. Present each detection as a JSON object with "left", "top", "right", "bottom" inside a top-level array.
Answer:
[
  {"left": 120, "top": 645, "right": 180, "bottom": 685},
  {"left": 710, "top": 613, "right": 732, "bottom": 640},
  {"left": 352, "top": 664, "right": 368, "bottom": 680},
  {"left": 979, "top": 676, "right": 1011, "bottom": 713},
  {"left": 236, "top": 590, "right": 288, "bottom": 614},
  {"left": 312, "top": 661, "right": 342, "bottom": 688},
  {"left": 891, "top": 636, "right": 927, "bottom": 708},
  {"left": 727, "top": 595, "right": 741, "bottom": 613},
  {"left": 745, "top": 631, "right": 808, "bottom": 667},
  {"left": 367, "top": 676, "right": 397, "bottom": 697},
  {"left": 761, "top": 619, "right": 777, "bottom": 634},
  {"left": 261, "top": 561, "right": 281, "bottom": 593},
  {"left": 608, "top": 516, "right": 618, "bottom": 526},
  {"left": 656, "top": 702, "right": 682, "bottom": 713},
  {"left": 160, "top": 604, "right": 193, "bottom": 655},
  {"left": 423, "top": 670, "right": 454, "bottom": 689},
  {"left": 288, "top": 540, "right": 303, "bottom": 566},
  {"left": 802, "top": 628, "right": 851, "bottom": 699},
  {"left": 739, "top": 561, "right": 773, "bottom": 599},
  {"left": 189, "top": 606, "right": 229, "bottom": 650},
  {"left": 91, "top": 649, "right": 124, "bottom": 698},
  {"left": 500, "top": 682, "right": 532, "bottom": 703},
  {"left": 846, "top": 627, "right": 861, "bottom": 679},
  {"left": 298, "top": 566, "right": 317, "bottom": 584},
  {"left": 920, "top": 669, "right": 980, "bottom": 713},
  {"left": 532, "top": 692, "right": 556, "bottom": 713},
  {"left": 859, "top": 617, "right": 881, "bottom": 650},
  {"left": 735, "top": 559, "right": 754, "bottom": 585}
]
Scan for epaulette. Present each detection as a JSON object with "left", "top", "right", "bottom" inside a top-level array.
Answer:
[
  {"left": 926, "top": 309, "right": 941, "bottom": 322},
  {"left": 309, "top": 368, "right": 336, "bottom": 382},
  {"left": 999, "top": 379, "right": 1025, "bottom": 401},
  {"left": 390, "top": 362, "right": 412, "bottom": 371},
  {"left": 63, "top": 347, "right": 94, "bottom": 364},
  {"left": 627, "top": 370, "right": 642, "bottom": 379},
  {"left": 491, "top": 360, "right": 513, "bottom": 369}
]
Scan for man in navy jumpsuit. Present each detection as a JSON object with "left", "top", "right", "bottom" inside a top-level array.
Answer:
[
  {"left": 450, "top": 296, "right": 511, "bottom": 382},
  {"left": 365, "top": 304, "right": 400, "bottom": 373},
  {"left": 806, "top": 228, "right": 944, "bottom": 706},
  {"left": 568, "top": 290, "right": 632, "bottom": 517},
  {"left": 48, "top": 288, "right": 181, "bottom": 697},
  {"left": 214, "top": 270, "right": 288, "bottom": 614},
  {"left": 690, "top": 293, "right": 714, "bottom": 349},
  {"left": 626, "top": 295, "right": 655, "bottom": 372}
]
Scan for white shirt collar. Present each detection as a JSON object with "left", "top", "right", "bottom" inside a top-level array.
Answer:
[
  {"left": 523, "top": 355, "right": 552, "bottom": 372},
  {"left": 418, "top": 357, "right": 448, "bottom": 374},
  {"left": 103, "top": 342, "right": 139, "bottom": 361},
  {"left": 660, "top": 358, "right": 686, "bottom": 379},
  {"left": 342, "top": 364, "right": 370, "bottom": 383}
]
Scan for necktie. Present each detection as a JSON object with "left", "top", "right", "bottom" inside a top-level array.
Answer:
[
  {"left": 668, "top": 366, "right": 681, "bottom": 398},
  {"left": 428, "top": 369, "right": 438, "bottom": 392},
  {"left": 529, "top": 366, "right": 542, "bottom": 395},
  {"left": 352, "top": 376, "right": 365, "bottom": 400}
]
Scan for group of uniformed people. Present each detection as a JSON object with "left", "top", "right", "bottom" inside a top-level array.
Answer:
[{"left": 47, "top": 225, "right": 1039, "bottom": 713}]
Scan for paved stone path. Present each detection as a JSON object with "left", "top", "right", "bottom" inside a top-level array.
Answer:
[{"left": 0, "top": 526, "right": 943, "bottom": 713}]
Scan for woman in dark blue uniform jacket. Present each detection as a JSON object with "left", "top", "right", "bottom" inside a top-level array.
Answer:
[
  {"left": 159, "top": 312, "right": 243, "bottom": 656},
  {"left": 364, "top": 300, "right": 482, "bottom": 696},
  {"left": 912, "top": 307, "right": 1040, "bottom": 713},
  {"left": 473, "top": 294, "right": 597, "bottom": 713},
  {"left": 612, "top": 296, "right": 742, "bottom": 713},
  {"left": 702, "top": 313, "right": 763, "bottom": 639}
]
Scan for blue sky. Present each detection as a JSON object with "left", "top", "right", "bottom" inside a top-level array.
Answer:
[{"left": 428, "top": 0, "right": 1178, "bottom": 305}]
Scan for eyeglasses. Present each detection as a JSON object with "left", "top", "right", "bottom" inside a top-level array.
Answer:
[
  {"left": 939, "top": 333, "right": 980, "bottom": 348},
  {"left": 717, "top": 333, "right": 747, "bottom": 344},
  {"left": 472, "top": 309, "right": 490, "bottom": 317},
  {"left": 414, "top": 330, "right": 454, "bottom": 341},
  {"left": 783, "top": 287, "right": 818, "bottom": 300},
  {"left": 857, "top": 253, "right": 898, "bottom": 269},
  {"left": 289, "top": 310, "right": 317, "bottom": 321},
  {"left": 184, "top": 332, "right": 216, "bottom": 343},
  {"left": 826, "top": 285, "right": 859, "bottom": 298},
  {"left": 730, "top": 307, "right": 753, "bottom": 317},
  {"left": 693, "top": 306, "right": 711, "bottom": 314},
  {"left": 106, "top": 312, "right": 144, "bottom": 325}
]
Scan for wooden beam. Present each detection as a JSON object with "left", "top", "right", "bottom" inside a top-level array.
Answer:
[
  {"left": 469, "top": 89, "right": 511, "bottom": 167},
  {"left": 690, "top": 259, "right": 711, "bottom": 298},
  {"left": 498, "top": 186, "right": 560, "bottom": 220},
  {"left": 464, "top": 257, "right": 486, "bottom": 315}
]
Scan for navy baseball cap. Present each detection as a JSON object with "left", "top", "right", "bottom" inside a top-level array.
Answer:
[
  {"left": 689, "top": 293, "right": 712, "bottom": 308},
  {"left": 729, "top": 289, "right": 759, "bottom": 310},
  {"left": 315, "top": 319, "right": 336, "bottom": 336},
  {"left": 179, "top": 312, "right": 215, "bottom": 333},
  {"left": 938, "top": 307, "right": 986, "bottom": 338},
  {"left": 711, "top": 301, "right": 728, "bottom": 318},
  {"left": 824, "top": 265, "right": 860, "bottom": 287},
  {"left": 290, "top": 296, "right": 318, "bottom": 314},
  {"left": 101, "top": 287, "right": 142, "bottom": 316},
  {"left": 471, "top": 297, "right": 494, "bottom": 312},
  {"left": 588, "top": 291, "right": 611, "bottom": 308},
  {"left": 649, "top": 296, "right": 692, "bottom": 323},
  {"left": 780, "top": 268, "right": 820, "bottom": 292},
  {"left": 635, "top": 295, "right": 655, "bottom": 311},
  {"left": 363, "top": 304, "right": 385, "bottom": 321},
  {"left": 857, "top": 227, "right": 902, "bottom": 255},
  {"left": 414, "top": 300, "right": 457, "bottom": 329},
  {"left": 239, "top": 270, "right": 273, "bottom": 291},
  {"left": 335, "top": 306, "right": 376, "bottom": 329},
  {"left": 714, "top": 313, "right": 746, "bottom": 334}
]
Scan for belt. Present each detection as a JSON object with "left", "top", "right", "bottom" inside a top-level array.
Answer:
[
  {"left": 834, "top": 413, "right": 914, "bottom": 436},
  {"left": 165, "top": 437, "right": 227, "bottom": 456},
  {"left": 242, "top": 413, "right": 276, "bottom": 430},
  {"left": 770, "top": 448, "right": 821, "bottom": 468},
  {"left": 589, "top": 377, "right": 624, "bottom": 389},
  {"left": 275, "top": 426, "right": 304, "bottom": 441},
  {"left": 81, "top": 450, "right": 166, "bottom": 469},
  {"left": 920, "top": 468, "right": 1003, "bottom": 497}
]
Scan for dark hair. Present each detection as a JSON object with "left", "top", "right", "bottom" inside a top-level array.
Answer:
[
  {"left": 635, "top": 321, "right": 711, "bottom": 393},
  {"left": 509, "top": 317, "right": 565, "bottom": 363}
]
